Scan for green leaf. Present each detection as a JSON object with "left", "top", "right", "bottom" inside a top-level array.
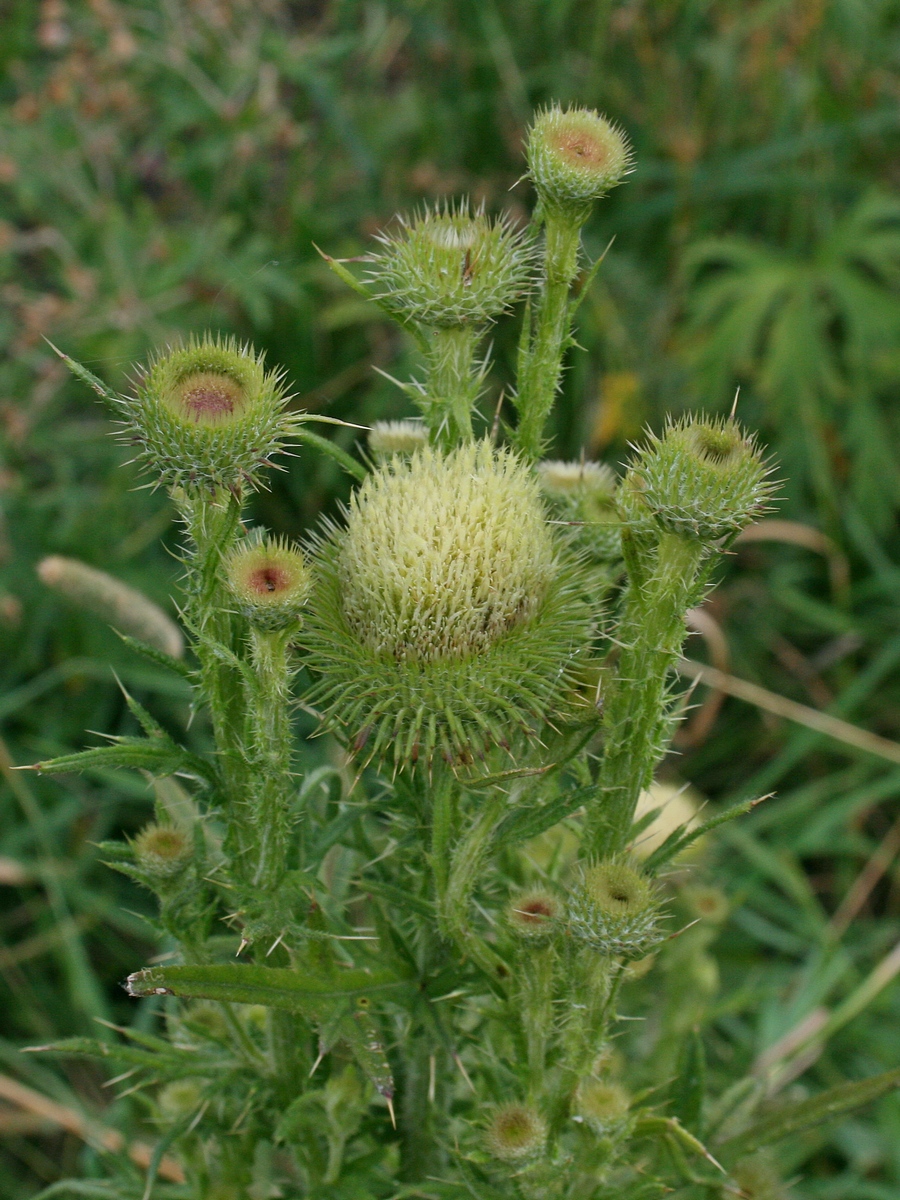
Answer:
[
  {"left": 716, "top": 1066, "right": 900, "bottom": 1158},
  {"left": 642, "top": 795, "right": 764, "bottom": 875},
  {"left": 668, "top": 1030, "right": 706, "bottom": 1135},
  {"left": 47, "top": 341, "right": 121, "bottom": 408},
  {"left": 291, "top": 424, "right": 367, "bottom": 482},
  {"left": 492, "top": 782, "right": 593, "bottom": 848},
  {"left": 125, "top": 962, "right": 406, "bottom": 1012},
  {"left": 117, "top": 632, "right": 193, "bottom": 680},
  {"left": 34, "top": 738, "right": 217, "bottom": 786}
]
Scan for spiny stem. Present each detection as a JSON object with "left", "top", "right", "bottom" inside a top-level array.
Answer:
[
  {"left": 514, "top": 212, "right": 583, "bottom": 459},
  {"left": 247, "top": 628, "right": 295, "bottom": 891},
  {"left": 425, "top": 325, "right": 481, "bottom": 447},
  {"left": 587, "top": 530, "right": 707, "bottom": 857}
]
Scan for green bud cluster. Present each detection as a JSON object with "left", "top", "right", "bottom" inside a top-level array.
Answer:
[
  {"left": 368, "top": 204, "right": 534, "bottom": 329},
  {"left": 485, "top": 1103, "right": 547, "bottom": 1162},
  {"left": 303, "top": 439, "right": 592, "bottom": 766},
  {"left": 118, "top": 336, "right": 293, "bottom": 491},
  {"left": 526, "top": 105, "right": 632, "bottom": 221},
  {"left": 224, "top": 533, "right": 311, "bottom": 630},
  {"left": 623, "top": 416, "right": 774, "bottom": 542},
  {"left": 569, "top": 861, "right": 663, "bottom": 959}
]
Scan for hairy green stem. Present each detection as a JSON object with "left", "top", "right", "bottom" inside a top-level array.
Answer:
[
  {"left": 425, "top": 325, "right": 480, "bottom": 447},
  {"left": 514, "top": 212, "right": 583, "bottom": 458},
  {"left": 248, "top": 628, "right": 295, "bottom": 891},
  {"left": 587, "top": 530, "right": 707, "bottom": 857},
  {"left": 521, "top": 946, "right": 555, "bottom": 1090}
]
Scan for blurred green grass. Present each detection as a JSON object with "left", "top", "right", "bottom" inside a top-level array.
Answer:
[{"left": 3, "top": 1, "right": 900, "bottom": 1194}]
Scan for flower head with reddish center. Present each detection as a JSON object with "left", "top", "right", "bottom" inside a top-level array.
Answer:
[
  {"left": 526, "top": 105, "right": 633, "bottom": 219},
  {"left": 225, "top": 534, "right": 311, "bottom": 630}
]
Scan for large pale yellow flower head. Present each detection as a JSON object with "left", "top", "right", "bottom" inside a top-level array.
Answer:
[{"left": 339, "top": 440, "right": 555, "bottom": 663}]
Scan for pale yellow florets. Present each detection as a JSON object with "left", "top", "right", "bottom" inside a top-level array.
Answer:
[
  {"left": 537, "top": 459, "right": 616, "bottom": 497},
  {"left": 338, "top": 440, "right": 556, "bottom": 663},
  {"left": 368, "top": 420, "right": 429, "bottom": 459}
]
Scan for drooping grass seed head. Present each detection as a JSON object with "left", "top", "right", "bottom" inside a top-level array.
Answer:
[
  {"left": 526, "top": 105, "right": 633, "bottom": 222},
  {"left": 368, "top": 203, "right": 534, "bottom": 329},
  {"left": 625, "top": 416, "right": 775, "bottom": 542},
  {"left": 132, "top": 824, "right": 191, "bottom": 881},
  {"left": 303, "top": 440, "right": 593, "bottom": 768},
  {"left": 569, "top": 860, "right": 663, "bottom": 959},
  {"left": 485, "top": 1104, "right": 547, "bottom": 1162},
  {"left": 573, "top": 1079, "right": 630, "bottom": 1134},
  {"left": 507, "top": 889, "right": 563, "bottom": 942},
  {"left": 225, "top": 534, "right": 311, "bottom": 630},
  {"left": 121, "top": 336, "right": 293, "bottom": 491},
  {"left": 368, "top": 420, "right": 429, "bottom": 460}
]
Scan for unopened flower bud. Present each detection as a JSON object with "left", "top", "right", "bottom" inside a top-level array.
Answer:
[
  {"left": 507, "top": 889, "right": 563, "bottom": 942},
  {"left": 132, "top": 824, "right": 191, "bottom": 880},
  {"left": 624, "top": 416, "right": 774, "bottom": 542},
  {"left": 682, "top": 884, "right": 729, "bottom": 924},
  {"left": 120, "top": 336, "right": 293, "bottom": 491},
  {"left": 224, "top": 534, "right": 311, "bottom": 630},
  {"left": 526, "top": 106, "right": 632, "bottom": 221},
  {"left": 38, "top": 556, "right": 183, "bottom": 658},
  {"left": 368, "top": 204, "right": 534, "bottom": 329},
  {"left": 368, "top": 420, "right": 429, "bottom": 459},
  {"left": 157, "top": 1078, "right": 204, "bottom": 1120},
  {"left": 537, "top": 459, "right": 621, "bottom": 560},
  {"left": 569, "top": 860, "right": 663, "bottom": 959},
  {"left": 485, "top": 1103, "right": 547, "bottom": 1162},
  {"left": 573, "top": 1079, "right": 630, "bottom": 1133}
]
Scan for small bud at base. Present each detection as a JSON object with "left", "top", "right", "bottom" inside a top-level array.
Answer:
[{"left": 485, "top": 1103, "right": 547, "bottom": 1162}]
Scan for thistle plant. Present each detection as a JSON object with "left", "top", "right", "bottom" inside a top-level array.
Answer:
[{"left": 29, "top": 105, "right": 899, "bottom": 1200}]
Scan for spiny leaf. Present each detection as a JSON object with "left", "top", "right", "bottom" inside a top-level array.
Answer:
[
  {"left": 125, "top": 962, "right": 407, "bottom": 1011},
  {"left": 642, "top": 795, "right": 765, "bottom": 875},
  {"left": 33, "top": 739, "right": 217, "bottom": 786},
  {"left": 716, "top": 1066, "right": 900, "bottom": 1158}
]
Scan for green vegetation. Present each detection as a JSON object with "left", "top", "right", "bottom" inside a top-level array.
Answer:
[{"left": 2, "top": 2, "right": 900, "bottom": 1197}]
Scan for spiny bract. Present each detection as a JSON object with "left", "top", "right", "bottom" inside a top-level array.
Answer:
[
  {"left": 367, "top": 419, "right": 429, "bottom": 459},
  {"left": 367, "top": 203, "right": 534, "bottom": 328},
  {"left": 623, "top": 416, "right": 775, "bottom": 541},
  {"left": 526, "top": 105, "right": 633, "bottom": 218},
  {"left": 569, "top": 861, "right": 663, "bottom": 959},
  {"left": 302, "top": 440, "right": 593, "bottom": 768},
  {"left": 120, "top": 336, "right": 294, "bottom": 491}
]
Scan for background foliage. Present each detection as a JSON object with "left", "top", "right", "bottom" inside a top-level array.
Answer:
[{"left": 2, "top": 1, "right": 900, "bottom": 1195}]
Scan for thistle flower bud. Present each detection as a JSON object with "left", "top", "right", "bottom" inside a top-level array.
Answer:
[
  {"left": 303, "top": 441, "right": 592, "bottom": 767},
  {"left": 38, "top": 556, "right": 183, "bottom": 658},
  {"left": 526, "top": 106, "right": 632, "bottom": 221},
  {"left": 157, "top": 1078, "right": 204, "bottom": 1120},
  {"left": 132, "top": 824, "right": 191, "bottom": 880},
  {"left": 367, "top": 204, "right": 534, "bottom": 328},
  {"left": 506, "top": 889, "right": 563, "bottom": 942},
  {"left": 485, "top": 1103, "right": 547, "bottom": 1162},
  {"left": 625, "top": 416, "right": 774, "bottom": 542},
  {"left": 682, "top": 884, "right": 729, "bottom": 924},
  {"left": 224, "top": 534, "right": 311, "bottom": 630},
  {"left": 537, "top": 459, "right": 621, "bottom": 561},
  {"left": 573, "top": 1079, "right": 630, "bottom": 1134},
  {"left": 118, "top": 336, "right": 293, "bottom": 491},
  {"left": 368, "top": 420, "right": 429, "bottom": 460},
  {"left": 569, "top": 860, "right": 663, "bottom": 959}
]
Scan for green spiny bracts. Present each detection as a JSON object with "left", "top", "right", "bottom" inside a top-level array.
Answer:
[
  {"left": 538, "top": 459, "right": 622, "bottom": 561},
  {"left": 485, "top": 1103, "right": 547, "bottom": 1162},
  {"left": 120, "top": 336, "right": 293, "bottom": 491},
  {"left": 302, "top": 440, "right": 592, "bottom": 767},
  {"left": 367, "top": 419, "right": 429, "bottom": 459},
  {"left": 569, "top": 860, "right": 663, "bottom": 959},
  {"left": 623, "top": 416, "right": 775, "bottom": 542},
  {"left": 526, "top": 105, "right": 632, "bottom": 222},
  {"left": 132, "top": 824, "right": 191, "bottom": 882},
  {"left": 507, "top": 889, "right": 563, "bottom": 942},
  {"left": 367, "top": 203, "right": 534, "bottom": 329},
  {"left": 573, "top": 1079, "right": 630, "bottom": 1134},
  {"left": 224, "top": 533, "right": 311, "bottom": 630}
]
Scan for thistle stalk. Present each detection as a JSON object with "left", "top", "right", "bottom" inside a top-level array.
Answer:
[{"left": 424, "top": 325, "right": 480, "bottom": 446}]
